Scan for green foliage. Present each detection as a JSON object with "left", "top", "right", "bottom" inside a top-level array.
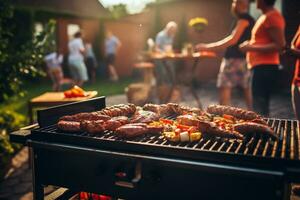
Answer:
[
  {"left": 0, "top": 0, "right": 55, "bottom": 102},
  {"left": 109, "top": 4, "right": 128, "bottom": 19},
  {"left": 0, "top": 109, "right": 24, "bottom": 179}
]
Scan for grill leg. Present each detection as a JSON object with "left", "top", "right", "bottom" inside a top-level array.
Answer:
[
  {"left": 283, "top": 183, "right": 291, "bottom": 200},
  {"left": 31, "top": 148, "right": 44, "bottom": 200}
]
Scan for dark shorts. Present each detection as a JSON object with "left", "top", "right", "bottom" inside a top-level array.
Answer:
[{"left": 105, "top": 54, "right": 115, "bottom": 65}]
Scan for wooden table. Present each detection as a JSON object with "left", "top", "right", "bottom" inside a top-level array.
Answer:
[
  {"left": 28, "top": 91, "right": 98, "bottom": 124},
  {"left": 150, "top": 52, "right": 216, "bottom": 108}
]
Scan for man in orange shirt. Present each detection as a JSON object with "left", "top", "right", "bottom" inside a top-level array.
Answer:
[{"left": 240, "top": 0, "right": 286, "bottom": 116}]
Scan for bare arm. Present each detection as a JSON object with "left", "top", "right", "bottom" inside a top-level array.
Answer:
[
  {"left": 196, "top": 19, "right": 249, "bottom": 51},
  {"left": 290, "top": 30, "right": 300, "bottom": 57}
]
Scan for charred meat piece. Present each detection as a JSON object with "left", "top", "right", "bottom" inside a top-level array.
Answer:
[
  {"left": 115, "top": 124, "right": 149, "bottom": 138},
  {"left": 104, "top": 120, "right": 122, "bottom": 131},
  {"left": 104, "top": 116, "right": 129, "bottom": 131},
  {"left": 167, "top": 103, "right": 203, "bottom": 115},
  {"left": 198, "top": 121, "right": 244, "bottom": 140},
  {"left": 98, "top": 104, "right": 136, "bottom": 117},
  {"left": 176, "top": 114, "right": 200, "bottom": 127},
  {"left": 59, "top": 113, "right": 111, "bottom": 122},
  {"left": 233, "top": 122, "right": 278, "bottom": 139},
  {"left": 143, "top": 104, "right": 174, "bottom": 117},
  {"left": 207, "top": 105, "right": 260, "bottom": 121},
  {"left": 130, "top": 110, "right": 159, "bottom": 124},
  {"left": 57, "top": 120, "right": 81, "bottom": 132},
  {"left": 250, "top": 118, "right": 268, "bottom": 125},
  {"left": 81, "top": 120, "right": 106, "bottom": 134}
]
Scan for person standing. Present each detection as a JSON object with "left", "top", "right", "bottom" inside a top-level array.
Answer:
[
  {"left": 44, "top": 49, "right": 64, "bottom": 91},
  {"left": 105, "top": 30, "right": 121, "bottom": 82},
  {"left": 196, "top": 0, "right": 254, "bottom": 110},
  {"left": 85, "top": 43, "right": 98, "bottom": 83},
  {"left": 155, "top": 21, "right": 178, "bottom": 86},
  {"left": 239, "top": 0, "right": 286, "bottom": 117},
  {"left": 287, "top": 25, "right": 300, "bottom": 120},
  {"left": 68, "top": 31, "right": 89, "bottom": 87}
]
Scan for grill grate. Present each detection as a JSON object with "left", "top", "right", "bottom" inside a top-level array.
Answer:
[{"left": 34, "top": 118, "right": 300, "bottom": 161}]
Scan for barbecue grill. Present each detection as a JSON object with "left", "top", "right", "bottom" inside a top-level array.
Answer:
[{"left": 10, "top": 97, "right": 300, "bottom": 200}]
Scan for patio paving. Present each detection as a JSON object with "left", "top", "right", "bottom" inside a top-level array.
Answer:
[{"left": 0, "top": 83, "right": 297, "bottom": 199}]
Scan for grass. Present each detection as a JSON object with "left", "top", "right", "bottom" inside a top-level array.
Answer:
[{"left": 0, "top": 77, "right": 134, "bottom": 122}]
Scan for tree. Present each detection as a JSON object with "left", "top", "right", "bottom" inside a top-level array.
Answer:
[
  {"left": 0, "top": 0, "right": 55, "bottom": 102},
  {"left": 109, "top": 4, "right": 128, "bottom": 19}
]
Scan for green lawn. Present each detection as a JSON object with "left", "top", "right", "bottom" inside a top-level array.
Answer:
[{"left": 0, "top": 77, "right": 134, "bottom": 123}]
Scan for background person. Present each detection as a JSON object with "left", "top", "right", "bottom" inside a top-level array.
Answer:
[
  {"left": 239, "top": 0, "right": 286, "bottom": 116},
  {"left": 105, "top": 30, "right": 121, "bottom": 82},
  {"left": 44, "top": 49, "right": 64, "bottom": 91},
  {"left": 155, "top": 21, "right": 178, "bottom": 86},
  {"left": 85, "top": 43, "right": 98, "bottom": 83},
  {"left": 196, "top": 0, "right": 254, "bottom": 110},
  {"left": 287, "top": 25, "right": 300, "bottom": 120},
  {"left": 68, "top": 31, "right": 89, "bottom": 87}
]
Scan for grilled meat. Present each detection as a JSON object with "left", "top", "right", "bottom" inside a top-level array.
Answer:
[
  {"left": 81, "top": 120, "right": 106, "bottom": 134},
  {"left": 98, "top": 104, "right": 136, "bottom": 117},
  {"left": 131, "top": 110, "right": 159, "bottom": 124},
  {"left": 104, "top": 116, "right": 129, "bottom": 131},
  {"left": 60, "top": 113, "right": 111, "bottom": 122},
  {"left": 207, "top": 105, "right": 260, "bottom": 121},
  {"left": 116, "top": 123, "right": 149, "bottom": 138},
  {"left": 233, "top": 122, "right": 278, "bottom": 139},
  {"left": 58, "top": 120, "right": 81, "bottom": 132},
  {"left": 198, "top": 121, "right": 244, "bottom": 139},
  {"left": 167, "top": 103, "right": 203, "bottom": 115},
  {"left": 143, "top": 103, "right": 174, "bottom": 117},
  {"left": 176, "top": 114, "right": 200, "bottom": 127}
]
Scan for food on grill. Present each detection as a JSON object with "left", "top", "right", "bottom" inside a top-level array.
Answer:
[
  {"left": 167, "top": 103, "right": 203, "bottom": 115},
  {"left": 56, "top": 103, "right": 275, "bottom": 141},
  {"left": 58, "top": 120, "right": 81, "bottom": 132},
  {"left": 198, "top": 121, "right": 244, "bottom": 139},
  {"left": 207, "top": 105, "right": 262, "bottom": 121},
  {"left": 116, "top": 123, "right": 149, "bottom": 138},
  {"left": 104, "top": 116, "right": 129, "bottom": 131},
  {"left": 233, "top": 122, "right": 278, "bottom": 139},
  {"left": 60, "top": 113, "right": 111, "bottom": 122},
  {"left": 160, "top": 118, "right": 202, "bottom": 142},
  {"left": 130, "top": 110, "right": 160, "bottom": 123},
  {"left": 98, "top": 104, "right": 136, "bottom": 117},
  {"left": 143, "top": 103, "right": 174, "bottom": 117},
  {"left": 81, "top": 120, "right": 106, "bottom": 134},
  {"left": 176, "top": 114, "right": 200, "bottom": 127}
]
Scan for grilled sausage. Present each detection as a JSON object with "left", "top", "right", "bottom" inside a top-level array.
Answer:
[
  {"left": 59, "top": 113, "right": 111, "bottom": 122},
  {"left": 198, "top": 121, "right": 244, "bottom": 140},
  {"left": 115, "top": 124, "right": 149, "bottom": 138},
  {"left": 57, "top": 120, "right": 81, "bottom": 132},
  {"left": 98, "top": 104, "right": 136, "bottom": 117},
  {"left": 207, "top": 105, "right": 260, "bottom": 121},
  {"left": 233, "top": 122, "right": 278, "bottom": 139},
  {"left": 82, "top": 120, "right": 106, "bottom": 134}
]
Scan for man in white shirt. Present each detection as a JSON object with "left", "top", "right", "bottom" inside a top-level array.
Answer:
[{"left": 68, "top": 31, "right": 88, "bottom": 86}]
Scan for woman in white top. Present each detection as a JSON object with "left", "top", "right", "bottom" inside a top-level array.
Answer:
[{"left": 68, "top": 31, "right": 89, "bottom": 86}]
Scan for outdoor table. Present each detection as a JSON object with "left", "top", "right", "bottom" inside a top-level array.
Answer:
[
  {"left": 150, "top": 51, "right": 216, "bottom": 108},
  {"left": 28, "top": 91, "right": 98, "bottom": 124},
  {"left": 133, "top": 62, "right": 155, "bottom": 84}
]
